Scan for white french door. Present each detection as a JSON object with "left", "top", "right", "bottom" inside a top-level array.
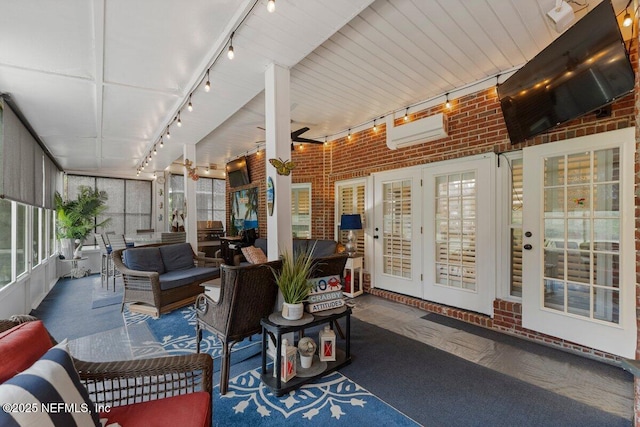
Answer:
[
  {"left": 522, "top": 128, "right": 636, "bottom": 358},
  {"left": 423, "top": 156, "right": 495, "bottom": 315},
  {"left": 372, "top": 168, "right": 422, "bottom": 297}
]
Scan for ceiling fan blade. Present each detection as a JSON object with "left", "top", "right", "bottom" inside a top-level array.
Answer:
[
  {"left": 293, "top": 136, "right": 323, "bottom": 144},
  {"left": 290, "top": 127, "right": 310, "bottom": 139}
]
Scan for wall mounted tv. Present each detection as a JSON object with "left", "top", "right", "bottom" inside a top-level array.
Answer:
[
  {"left": 497, "top": 0, "right": 634, "bottom": 144},
  {"left": 226, "top": 156, "right": 251, "bottom": 188}
]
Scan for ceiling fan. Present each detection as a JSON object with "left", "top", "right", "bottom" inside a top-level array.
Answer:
[{"left": 256, "top": 126, "right": 322, "bottom": 150}]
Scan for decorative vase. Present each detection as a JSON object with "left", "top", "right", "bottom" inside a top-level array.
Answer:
[
  {"left": 282, "top": 302, "right": 304, "bottom": 321},
  {"left": 300, "top": 353, "right": 313, "bottom": 369},
  {"left": 60, "top": 238, "right": 75, "bottom": 260}
]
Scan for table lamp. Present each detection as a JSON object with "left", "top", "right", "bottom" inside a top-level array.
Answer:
[{"left": 340, "top": 214, "right": 362, "bottom": 257}]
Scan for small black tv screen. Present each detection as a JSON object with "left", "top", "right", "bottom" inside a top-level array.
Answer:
[
  {"left": 498, "top": 0, "right": 634, "bottom": 143},
  {"left": 226, "top": 156, "right": 250, "bottom": 188}
]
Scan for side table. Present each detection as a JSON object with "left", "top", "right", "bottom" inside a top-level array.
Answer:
[{"left": 343, "top": 255, "right": 363, "bottom": 298}]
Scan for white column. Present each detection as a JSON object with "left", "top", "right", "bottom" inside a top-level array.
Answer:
[
  {"left": 183, "top": 144, "right": 197, "bottom": 250},
  {"left": 265, "top": 63, "right": 293, "bottom": 260}
]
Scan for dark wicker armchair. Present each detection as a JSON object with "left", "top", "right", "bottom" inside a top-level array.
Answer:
[
  {"left": 195, "top": 260, "right": 282, "bottom": 395},
  {"left": 112, "top": 243, "right": 223, "bottom": 317},
  {"left": 0, "top": 316, "right": 212, "bottom": 416}
]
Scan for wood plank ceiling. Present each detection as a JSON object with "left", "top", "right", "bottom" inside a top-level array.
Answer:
[{"left": 0, "top": 0, "right": 632, "bottom": 179}]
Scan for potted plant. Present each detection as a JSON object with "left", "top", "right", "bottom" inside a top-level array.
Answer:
[
  {"left": 55, "top": 186, "right": 111, "bottom": 259},
  {"left": 271, "top": 246, "right": 316, "bottom": 320}
]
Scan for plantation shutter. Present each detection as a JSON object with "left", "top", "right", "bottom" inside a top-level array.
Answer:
[{"left": 337, "top": 181, "right": 366, "bottom": 257}]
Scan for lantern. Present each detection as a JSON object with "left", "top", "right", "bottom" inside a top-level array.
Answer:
[
  {"left": 319, "top": 325, "right": 336, "bottom": 362},
  {"left": 280, "top": 338, "right": 297, "bottom": 382}
]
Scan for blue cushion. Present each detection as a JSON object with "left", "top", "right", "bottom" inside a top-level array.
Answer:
[
  {"left": 159, "top": 243, "right": 195, "bottom": 271},
  {"left": 123, "top": 247, "right": 165, "bottom": 274},
  {"left": 310, "top": 240, "right": 337, "bottom": 257},
  {"left": 254, "top": 238, "right": 268, "bottom": 256},
  {"left": 159, "top": 267, "right": 219, "bottom": 291},
  {"left": 0, "top": 342, "right": 100, "bottom": 427}
]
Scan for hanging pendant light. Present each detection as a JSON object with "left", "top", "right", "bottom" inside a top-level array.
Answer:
[
  {"left": 204, "top": 70, "right": 211, "bottom": 92},
  {"left": 177, "top": 112, "right": 182, "bottom": 127},
  {"left": 187, "top": 94, "right": 193, "bottom": 112},
  {"left": 227, "top": 33, "right": 235, "bottom": 60},
  {"left": 267, "top": 0, "right": 275, "bottom": 13}
]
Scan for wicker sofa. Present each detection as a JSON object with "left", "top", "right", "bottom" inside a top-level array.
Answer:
[
  {"left": 112, "top": 242, "right": 223, "bottom": 317},
  {"left": 0, "top": 316, "right": 212, "bottom": 427}
]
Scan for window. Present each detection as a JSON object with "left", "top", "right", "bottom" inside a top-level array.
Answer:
[
  {"left": 510, "top": 158, "right": 523, "bottom": 297},
  {"left": 169, "top": 174, "right": 184, "bottom": 219},
  {"left": 0, "top": 199, "right": 11, "bottom": 287},
  {"left": 66, "top": 175, "right": 152, "bottom": 240},
  {"left": 196, "top": 177, "right": 226, "bottom": 222},
  {"left": 336, "top": 180, "right": 366, "bottom": 257},
  {"left": 292, "top": 184, "right": 311, "bottom": 238},
  {"left": 16, "top": 203, "right": 27, "bottom": 278},
  {"left": 32, "top": 206, "right": 41, "bottom": 266}
]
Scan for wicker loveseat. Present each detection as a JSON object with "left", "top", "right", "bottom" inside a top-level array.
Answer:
[
  {"left": 112, "top": 242, "right": 223, "bottom": 317},
  {"left": 0, "top": 316, "right": 212, "bottom": 427}
]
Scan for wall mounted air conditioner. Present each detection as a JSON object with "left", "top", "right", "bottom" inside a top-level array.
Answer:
[{"left": 385, "top": 112, "right": 448, "bottom": 150}]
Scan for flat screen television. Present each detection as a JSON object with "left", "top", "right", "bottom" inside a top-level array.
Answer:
[
  {"left": 226, "top": 156, "right": 250, "bottom": 187},
  {"left": 497, "top": 0, "right": 634, "bottom": 143}
]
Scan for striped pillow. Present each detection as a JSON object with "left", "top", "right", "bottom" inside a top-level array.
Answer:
[{"left": 0, "top": 341, "right": 100, "bottom": 427}]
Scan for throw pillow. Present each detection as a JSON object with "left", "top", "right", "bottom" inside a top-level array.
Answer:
[
  {"left": 0, "top": 341, "right": 100, "bottom": 427},
  {"left": 241, "top": 246, "right": 268, "bottom": 264},
  {"left": 0, "top": 320, "right": 53, "bottom": 383}
]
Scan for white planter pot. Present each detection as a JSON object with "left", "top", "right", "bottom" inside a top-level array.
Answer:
[
  {"left": 60, "top": 238, "right": 75, "bottom": 260},
  {"left": 281, "top": 302, "right": 304, "bottom": 321},
  {"left": 299, "top": 353, "right": 313, "bottom": 369}
]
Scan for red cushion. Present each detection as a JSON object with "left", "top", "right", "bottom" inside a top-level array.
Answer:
[
  {"left": 0, "top": 320, "right": 53, "bottom": 383},
  {"left": 100, "top": 392, "right": 211, "bottom": 427}
]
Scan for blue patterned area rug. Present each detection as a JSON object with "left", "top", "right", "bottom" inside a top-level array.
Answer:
[
  {"left": 213, "top": 368, "right": 420, "bottom": 426},
  {"left": 123, "top": 305, "right": 261, "bottom": 371}
]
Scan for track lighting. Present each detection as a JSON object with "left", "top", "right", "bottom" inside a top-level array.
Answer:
[
  {"left": 623, "top": 10, "right": 632, "bottom": 27},
  {"left": 445, "top": 93, "right": 451, "bottom": 109},
  {"left": 404, "top": 108, "right": 409, "bottom": 121},
  {"left": 166, "top": 126, "right": 171, "bottom": 139},
  {"left": 267, "top": 0, "right": 275, "bottom": 13},
  {"left": 187, "top": 94, "right": 193, "bottom": 112},
  {"left": 227, "top": 33, "right": 235, "bottom": 59},
  {"left": 204, "top": 70, "right": 211, "bottom": 92},
  {"left": 177, "top": 112, "right": 182, "bottom": 127}
]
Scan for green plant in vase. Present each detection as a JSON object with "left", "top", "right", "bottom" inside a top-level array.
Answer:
[
  {"left": 55, "top": 185, "right": 111, "bottom": 259},
  {"left": 271, "top": 245, "right": 316, "bottom": 320}
]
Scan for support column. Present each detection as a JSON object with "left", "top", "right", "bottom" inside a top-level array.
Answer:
[
  {"left": 265, "top": 63, "right": 292, "bottom": 260},
  {"left": 183, "top": 144, "right": 197, "bottom": 250}
]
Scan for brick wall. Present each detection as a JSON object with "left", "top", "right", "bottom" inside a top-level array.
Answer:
[{"left": 225, "top": 41, "right": 638, "bottom": 369}]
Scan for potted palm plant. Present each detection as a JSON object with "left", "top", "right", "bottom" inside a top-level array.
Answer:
[
  {"left": 271, "top": 246, "right": 316, "bottom": 320},
  {"left": 55, "top": 186, "right": 111, "bottom": 259}
]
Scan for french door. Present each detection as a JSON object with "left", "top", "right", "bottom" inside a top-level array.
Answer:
[
  {"left": 372, "top": 169, "right": 422, "bottom": 297},
  {"left": 522, "top": 128, "right": 636, "bottom": 358},
  {"left": 423, "top": 156, "right": 495, "bottom": 315}
]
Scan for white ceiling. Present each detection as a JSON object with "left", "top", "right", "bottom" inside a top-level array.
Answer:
[{"left": 0, "top": 0, "right": 632, "bottom": 180}]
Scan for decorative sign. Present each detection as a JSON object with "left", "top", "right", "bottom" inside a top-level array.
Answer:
[
  {"left": 307, "top": 275, "right": 343, "bottom": 313},
  {"left": 267, "top": 176, "right": 274, "bottom": 216},
  {"left": 281, "top": 339, "right": 297, "bottom": 382}
]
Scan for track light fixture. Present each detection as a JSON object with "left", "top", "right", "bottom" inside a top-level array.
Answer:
[
  {"left": 267, "top": 0, "right": 275, "bottom": 13},
  {"left": 623, "top": 9, "right": 632, "bottom": 27},
  {"left": 187, "top": 94, "right": 193, "bottom": 112},
  {"left": 177, "top": 112, "right": 182, "bottom": 127},
  {"left": 445, "top": 93, "right": 451, "bottom": 109},
  {"left": 205, "top": 70, "right": 211, "bottom": 92},
  {"left": 227, "top": 32, "right": 235, "bottom": 60}
]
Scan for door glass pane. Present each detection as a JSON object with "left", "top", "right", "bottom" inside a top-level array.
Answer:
[
  {"left": 382, "top": 180, "right": 411, "bottom": 278},
  {"left": 542, "top": 148, "right": 620, "bottom": 324},
  {"left": 434, "top": 172, "right": 476, "bottom": 291}
]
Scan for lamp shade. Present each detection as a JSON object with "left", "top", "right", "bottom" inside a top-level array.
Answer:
[{"left": 340, "top": 214, "right": 362, "bottom": 230}]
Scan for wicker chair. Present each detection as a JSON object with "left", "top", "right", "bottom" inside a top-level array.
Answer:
[
  {"left": 0, "top": 316, "right": 212, "bottom": 420},
  {"left": 112, "top": 243, "right": 223, "bottom": 317},
  {"left": 195, "top": 260, "right": 282, "bottom": 395}
]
